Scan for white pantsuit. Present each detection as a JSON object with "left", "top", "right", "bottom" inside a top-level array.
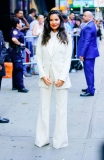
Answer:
[{"left": 35, "top": 31, "right": 72, "bottom": 149}]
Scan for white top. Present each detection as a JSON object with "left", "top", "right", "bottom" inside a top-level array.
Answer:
[
  {"left": 33, "top": 23, "right": 44, "bottom": 46},
  {"left": 47, "top": 31, "right": 58, "bottom": 57},
  {"left": 26, "top": 20, "right": 38, "bottom": 43}
]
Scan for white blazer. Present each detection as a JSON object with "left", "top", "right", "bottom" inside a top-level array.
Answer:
[{"left": 36, "top": 32, "right": 72, "bottom": 89}]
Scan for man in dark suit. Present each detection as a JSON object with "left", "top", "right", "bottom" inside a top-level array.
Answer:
[
  {"left": 77, "top": 11, "right": 99, "bottom": 97},
  {"left": 0, "top": 30, "right": 9, "bottom": 123},
  {"left": 26, "top": 8, "right": 36, "bottom": 24}
]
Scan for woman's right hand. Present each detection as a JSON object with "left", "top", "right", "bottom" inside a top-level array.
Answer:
[
  {"left": 42, "top": 76, "right": 52, "bottom": 85},
  {"left": 20, "top": 43, "right": 24, "bottom": 46},
  {"left": 0, "top": 65, "right": 2, "bottom": 71}
]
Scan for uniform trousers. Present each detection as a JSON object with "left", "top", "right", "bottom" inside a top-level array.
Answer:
[
  {"left": 83, "top": 59, "right": 95, "bottom": 94},
  {"left": 35, "top": 68, "right": 68, "bottom": 149},
  {"left": 12, "top": 62, "right": 24, "bottom": 89}
]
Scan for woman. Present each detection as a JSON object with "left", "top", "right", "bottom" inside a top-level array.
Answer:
[
  {"left": 73, "top": 17, "right": 81, "bottom": 34},
  {"left": 32, "top": 15, "right": 44, "bottom": 54},
  {"left": 96, "top": 20, "right": 102, "bottom": 50},
  {"left": 35, "top": 10, "right": 72, "bottom": 149},
  {"left": 73, "top": 17, "right": 82, "bottom": 58},
  {"left": 10, "top": 18, "right": 29, "bottom": 93}
]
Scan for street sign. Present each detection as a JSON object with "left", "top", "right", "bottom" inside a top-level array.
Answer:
[{"left": 73, "top": 0, "right": 94, "bottom": 8}]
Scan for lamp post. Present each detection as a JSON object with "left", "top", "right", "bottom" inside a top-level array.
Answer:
[
  {"left": 80, "top": 0, "right": 83, "bottom": 14},
  {"left": 58, "top": 0, "right": 60, "bottom": 9}
]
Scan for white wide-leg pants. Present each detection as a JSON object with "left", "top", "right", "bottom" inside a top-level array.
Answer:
[{"left": 35, "top": 68, "right": 68, "bottom": 149}]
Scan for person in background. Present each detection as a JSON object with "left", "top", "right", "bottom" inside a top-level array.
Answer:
[
  {"left": 14, "top": 9, "right": 29, "bottom": 35},
  {"left": 0, "top": 30, "right": 9, "bottom": 123},
  {"left": 32, "top": 15, "right": 44, "bottom": 54},
  {"left": 77, "top": 11, "right": 99, "bottom": 97},
  {"left": 73, "top": 17, "right": 82, "bottom": 34},
  {"left": 68, "top": 12, "right": 76, "bottom": 59},
  {"left": 26, "top": 13, "right": 39, "bottom": 40},
  {"left": 68, "top": 12, "right": 75, "bottom": 29},
  {"left": 61, "top": 14, "right": 72, "bottom": 33},
  {"left": 73, "top": 17, "right": 82, "bottom": 58},
  {"left": 80, "top": 15, "right": 86, "bottom": 29},
  {"left": 42, "top": 11, "right": 48, "bottom": 20},
  {"left": 96, "top": 20, "right": 102, "bottom": 50},
  {"left": 35, "top": 10, "right": 72, "bottom": 149},
  {"left": 10, "top": 17, "right": 29, "bottom": 93},
  {"left": 61, "top": 14, "right": 75, "bottom": 72},
  {"left": 26, "top": 8, "right": 36, "bottom": 24},
  {"left": 14, "top": 9, "right": 31, "bottom": 77},
  {"left": 26, "top": 14, "right": 38, "bottom": 60}
]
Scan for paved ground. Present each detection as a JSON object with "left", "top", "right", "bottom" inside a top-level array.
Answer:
[{"left": 0, "top": 40, "right": 104, "bottom": 160}]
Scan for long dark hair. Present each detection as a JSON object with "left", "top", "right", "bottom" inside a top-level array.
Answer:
[{"left": 42, "top": 10, "right": 68, "bottom": 45}]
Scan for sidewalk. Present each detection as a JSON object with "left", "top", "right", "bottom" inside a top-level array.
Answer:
[{"left": 0, "top": 40, "right": 104, "bottom": 160}]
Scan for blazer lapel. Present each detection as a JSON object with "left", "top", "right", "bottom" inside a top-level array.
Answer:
[
  {"left": 47, "top": 32, "right": 60, "bottom": 58},
  {"left": 46, "top": 44, "right": 51, "bottom": 58},
  {"left": 46, "top": 37, "right": 60, "bottom": 58},
  {"left": 51, "top": 38, "right": 60, "bottom": 58}
]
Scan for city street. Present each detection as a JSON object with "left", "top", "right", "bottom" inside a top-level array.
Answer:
[{"left": 0, "top": 40, "right": 104, "bottom": 160}]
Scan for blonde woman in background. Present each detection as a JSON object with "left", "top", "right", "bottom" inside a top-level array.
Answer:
[{"left": 32, "top": 15, "right": 44, "bottom": 54}]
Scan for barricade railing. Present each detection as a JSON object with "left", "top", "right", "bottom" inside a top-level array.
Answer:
[
  {"left": 71, "top": 33, "right": 80, "bottom": 60},
  {"left": 23, "top": 35, "right": 37, "bottom": 65},
  {"left": 23, "top": 35, "right": 81, "bottom": 73},
  {"left": 24, "top": 34, "right": 80, "bottom": 63}
]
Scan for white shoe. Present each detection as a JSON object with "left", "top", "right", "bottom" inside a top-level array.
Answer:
[{"left": 23, "top": 75, "right": 25, "bottom": 79}]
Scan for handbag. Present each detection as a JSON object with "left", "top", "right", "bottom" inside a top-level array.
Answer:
[
  {"left": 70, "top": 60, "right": 83, "bottom": 71},
  {"left": 74, "top": 60, "right": 83, "bottom": 70}
]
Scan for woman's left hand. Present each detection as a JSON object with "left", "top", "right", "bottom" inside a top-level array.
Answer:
[{"left": 55, "top": 80, "right": 64, "bottom": 87}]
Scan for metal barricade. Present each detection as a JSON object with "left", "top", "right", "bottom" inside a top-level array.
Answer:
[
  {"left": 71, "top": 33, "right": 80, "bottom": 60},
  {"left": 23, "top": 35, "right": 82, "bottom": 73},
  {"left": 23, "top": 35, "right": 37, "bottom": 65},
  {"left": 23, "top": 36, "right": 39, "bottom": 75},
  {"left": 24, "top": 34, "right": 80, "bottom": 63},
  {"left": 70, "top": 34, "right": 83, "bottom": 72}
]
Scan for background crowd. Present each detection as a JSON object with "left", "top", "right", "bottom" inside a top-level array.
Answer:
[{"left": 9, "top": 8, "right": 103, "bottom": 74}]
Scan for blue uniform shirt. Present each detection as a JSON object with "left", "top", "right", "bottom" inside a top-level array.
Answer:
[
  {"left": 10, "top": 28, "right": 24, "bottom": 61},
  {"left": 10, "top": 28, "right": 24, "bottom": 44}
]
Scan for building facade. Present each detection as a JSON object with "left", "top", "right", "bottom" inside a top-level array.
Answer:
[
  {"left": 0, "top": 0, "right": 55, "bottom": 41},
  {"left": 10, "top": 0, "right": 48, "bottom": 15}
]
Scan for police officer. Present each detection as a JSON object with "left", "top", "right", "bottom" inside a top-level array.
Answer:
[
  {"left": 0, "top": 30, "right": 9, "bottom": 123},
  {"left": 10, "top": 17, "right": 29, "bottom": 93},
  {"left": 14, "top": 8, "right": 32, "bottom": 77}
]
